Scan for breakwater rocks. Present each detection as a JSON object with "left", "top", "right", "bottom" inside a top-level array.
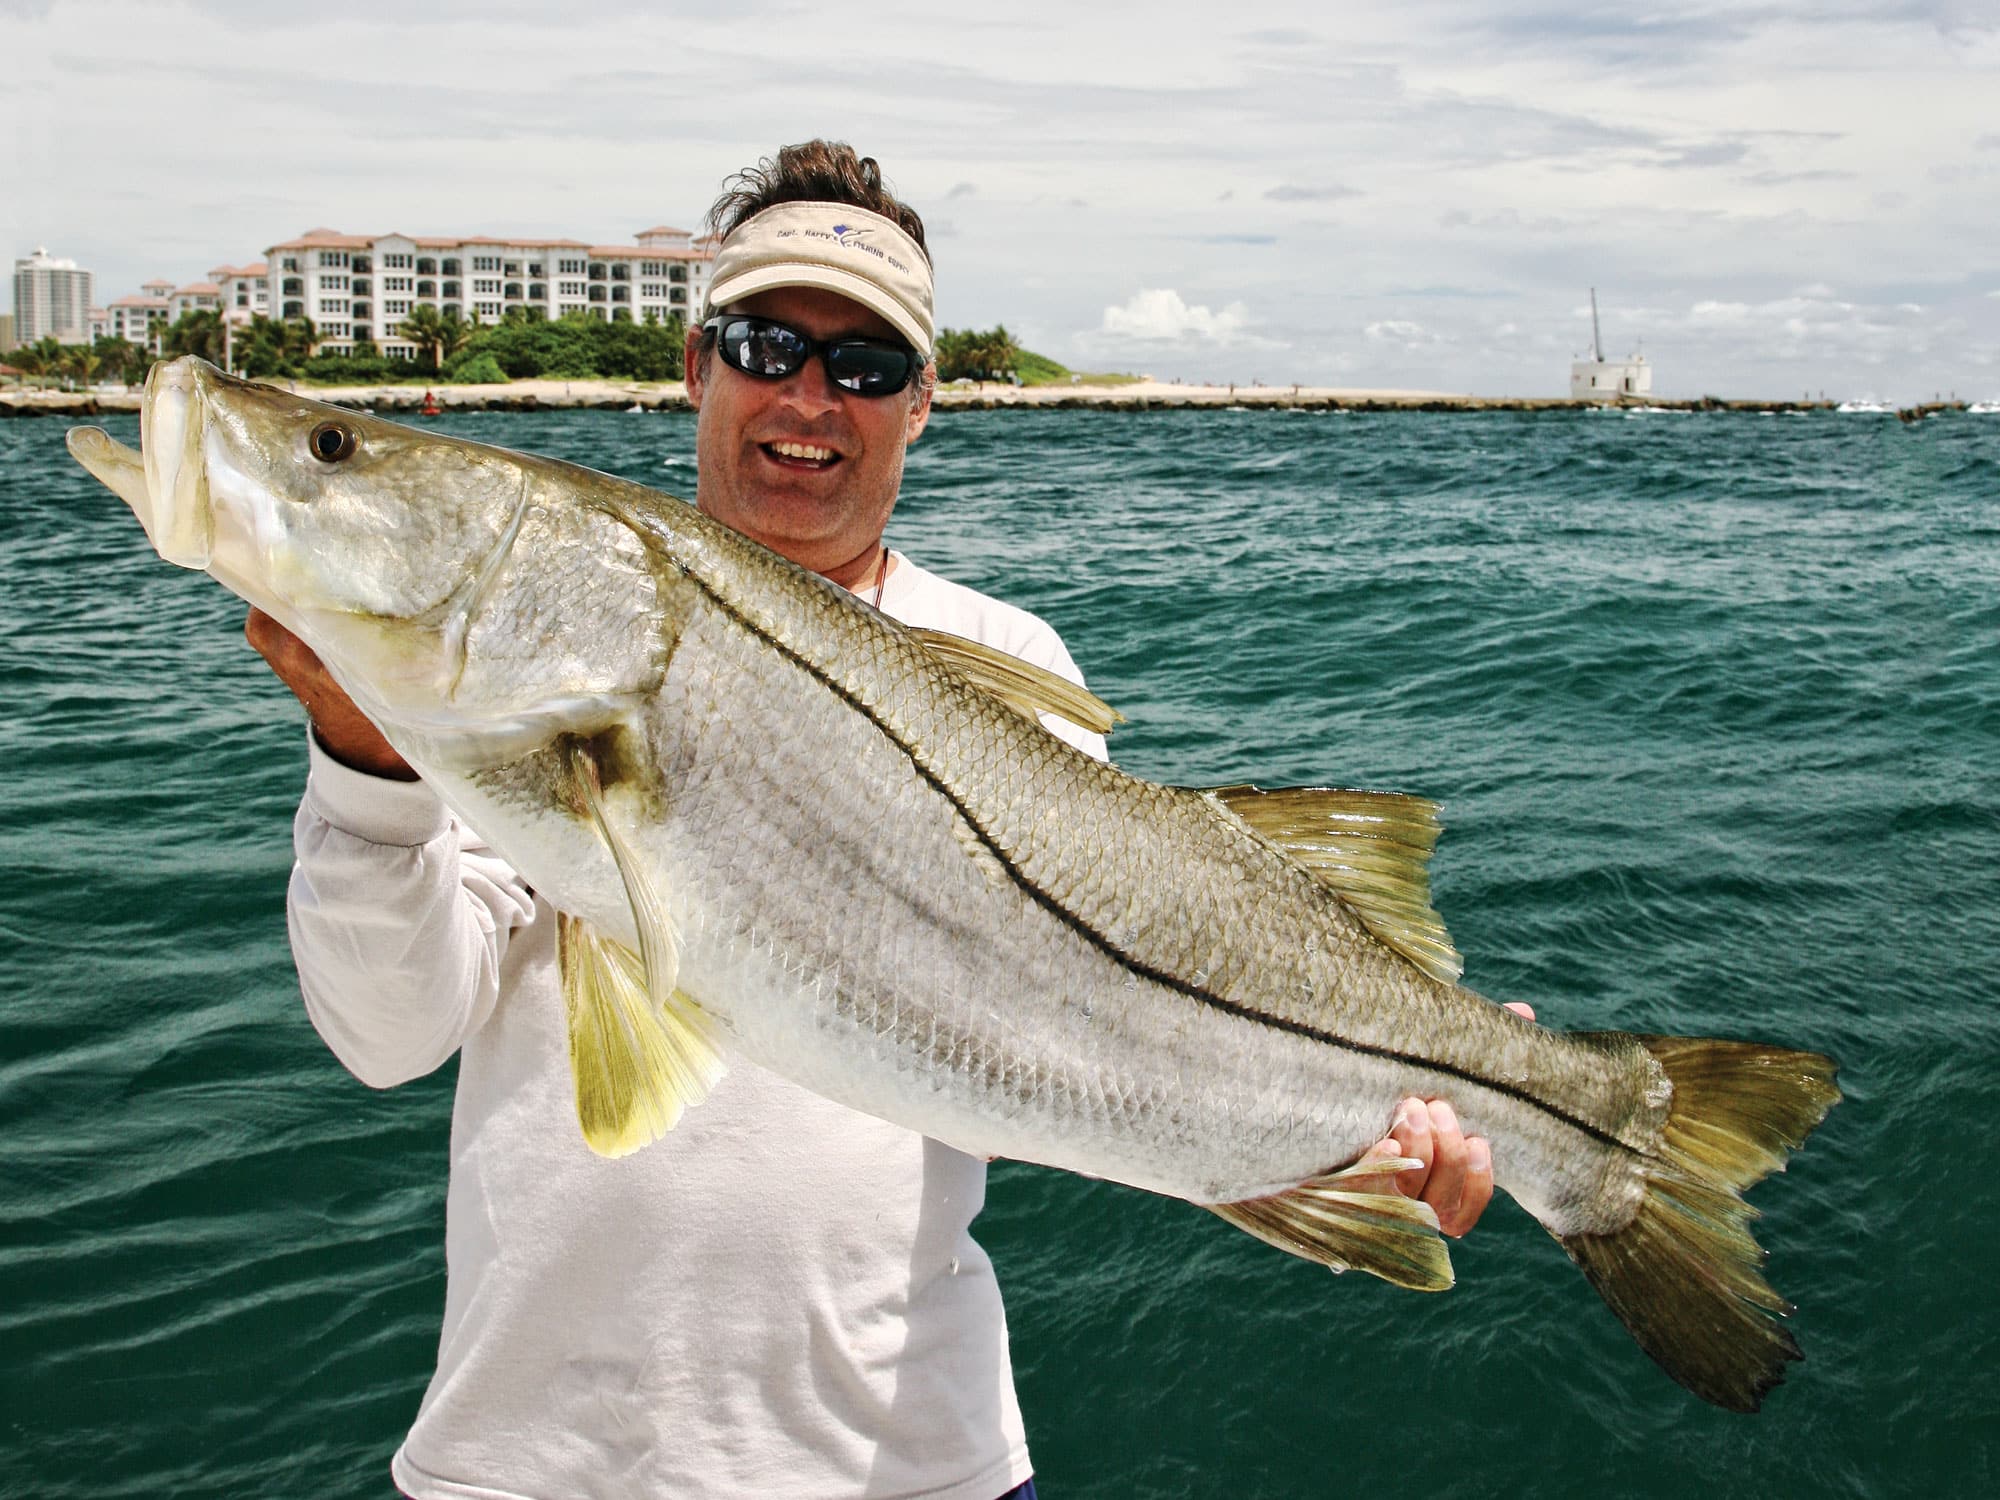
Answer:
[{"left": 1, "top": 384, "right": 1975, "bottom": 420}]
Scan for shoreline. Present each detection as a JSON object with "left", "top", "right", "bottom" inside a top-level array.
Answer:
[{"left": 2, "top": 376, "right": 1969, "bottom": 419}]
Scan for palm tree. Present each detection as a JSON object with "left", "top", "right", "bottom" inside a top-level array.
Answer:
[
  {"left": 282, "top": 315, "right": 319, "bottom": 363},
  {"left": 164, "top": 309, "right": 227, "bottom": 365},
  {"left": 65, "top": 345, "right": 102, "bottom": 389},
  {"left": 437, "top": 309, "right": 477, "bottom": 365},
  {"left": 398, "top": 305, "right": 448, "bottom": 366}
]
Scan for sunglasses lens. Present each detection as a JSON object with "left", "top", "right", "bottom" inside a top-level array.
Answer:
[
  {"left": 721, "top": 319, "right": 808, "bottom": 378},
  {"left": 710, "top": 317, "right": 916, "bottom": 396},
  {"left": 826, "top": 341, "right": 915, "bottom": 395}
]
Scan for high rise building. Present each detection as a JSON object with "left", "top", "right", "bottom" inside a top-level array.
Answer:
[{"left": 13, "top": 248, "right": 95, "bottom": 344}]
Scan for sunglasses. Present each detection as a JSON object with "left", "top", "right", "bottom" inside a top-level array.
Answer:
[{"left": 704, "top": 315, "right": 921, "bottom": 397}]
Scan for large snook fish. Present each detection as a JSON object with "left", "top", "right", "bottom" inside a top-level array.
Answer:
[{"left": 70, "top": 357, "right": 1839, "bottom": 1413}]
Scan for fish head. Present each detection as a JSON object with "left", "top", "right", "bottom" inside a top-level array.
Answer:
[{"left": 70, "top": 357, "right": 676, "bottom": 768}]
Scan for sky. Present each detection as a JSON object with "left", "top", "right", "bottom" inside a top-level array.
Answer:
[{"left": 6, "top": 0, "right": 1998, "bottom": 399}]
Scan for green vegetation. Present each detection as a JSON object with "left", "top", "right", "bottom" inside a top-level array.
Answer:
[
  {"left": 2, "top": 310, "right": 1133, "bottom": 395},
  {"left": 933, "top": 325, "right": 1138, "bottom": 388},
  {"left": 1, "top": 306, "right": 690, "bottom": 392}
]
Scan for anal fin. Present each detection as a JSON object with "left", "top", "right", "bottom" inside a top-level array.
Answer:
[{"left": 1205, "top": 1155, "right": 1455, "bottom": 1292}]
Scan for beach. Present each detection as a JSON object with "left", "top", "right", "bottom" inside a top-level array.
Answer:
[{"left": 0, "top": 376, "right": 1854, "bottom": 416}]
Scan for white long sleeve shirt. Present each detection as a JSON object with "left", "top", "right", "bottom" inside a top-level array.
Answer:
[{"left": 288, "top": 553, "right": 1106, "bottom": 1500}]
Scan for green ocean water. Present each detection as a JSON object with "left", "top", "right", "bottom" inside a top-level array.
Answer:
[{"left": 1, "top": 404, "right": 1994, "bottom": 1497}]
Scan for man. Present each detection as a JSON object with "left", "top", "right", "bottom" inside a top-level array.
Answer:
[{"left": 247, "top": 141, "right": 1516, "bottom": 1500}]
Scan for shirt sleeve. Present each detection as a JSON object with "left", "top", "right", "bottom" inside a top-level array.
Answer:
[{"left": 287, "top": 732, "right": 538, "bottom": 1088}]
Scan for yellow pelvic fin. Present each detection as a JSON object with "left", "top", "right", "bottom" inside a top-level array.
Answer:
[
  {"left": 910, "top": 627, "right": 1124, "bottom": 736},
  {"left": 1205, "top": 1155, "right": 1454, "bottom": 1292},
  {"left": 559, "top": 914, "right": 725, "bottom": 1157},
  {"left": 1207, "top": 784, "right": 1463, "bottom": 985},
  {"left": 560, "top": 740, "right": 721, "bottom": 1157}
]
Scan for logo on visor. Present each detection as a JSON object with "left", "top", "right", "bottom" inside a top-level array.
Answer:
[{"left": 830, "top": 223, "right": 869, "bottom": 245}]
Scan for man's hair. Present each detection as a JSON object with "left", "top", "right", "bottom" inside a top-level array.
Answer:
[
  {"left": 705, "top": 140, "right": 930, "bottom": 261},
  {"left": 695, "top": 141, "right": 936, "bottom": 396}
]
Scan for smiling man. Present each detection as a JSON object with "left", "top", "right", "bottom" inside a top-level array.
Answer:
[{"left": 248, "top": 141, "right": 1514, "bottom": 1500}]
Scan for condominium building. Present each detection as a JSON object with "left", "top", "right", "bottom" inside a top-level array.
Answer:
[
  {"left": 13, "top": 247, "right": 96, "bottom": 343},
  {"left": 265, "top": 224, "right": 715, "bottom": 356}
]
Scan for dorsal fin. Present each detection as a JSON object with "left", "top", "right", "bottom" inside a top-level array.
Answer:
[
  {"left": 909, "top": 627, "right": 1124, "bottom": 736},
  {"left": 1206, "top": 785, "right": 1463, "bottom": 985}
]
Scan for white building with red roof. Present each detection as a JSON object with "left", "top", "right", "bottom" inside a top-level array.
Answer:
[{"left": 266, "top": 223, "right": 714, "bottom": 356}]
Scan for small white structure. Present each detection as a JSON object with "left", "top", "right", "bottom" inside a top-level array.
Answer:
[
  {"left": 12, "top": 247, "right": 96, "bottom": 344},
  {"left": 1569, "top": 288, "right": 1651, "bottom": 401}
]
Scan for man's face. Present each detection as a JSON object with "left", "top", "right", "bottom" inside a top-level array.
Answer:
[{"left": 686, "top": 284, "right": 932, "bottom": 583}]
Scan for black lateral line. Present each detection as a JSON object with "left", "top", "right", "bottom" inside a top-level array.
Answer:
[{"left": 690, "top": 574, "right": 1630, "bottom": 1153}]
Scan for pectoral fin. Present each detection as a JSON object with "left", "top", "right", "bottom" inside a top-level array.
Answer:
[
  {"left": 910, "top": 628, "right": 1124, "bottom": 736},
  {"left": 1206, "top": 1155, "right": 1454, "bottom": 1291},
  {"left": 1207, "top": 785, "right": 1462, "bottom": 985},
  {"left": 559, "top": 740, "right": 722, "bottom": 1157}
]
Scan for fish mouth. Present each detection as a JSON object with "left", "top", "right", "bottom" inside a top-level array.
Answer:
[{"left": 136, "top": 358, "right": 215, "bottom": 570}]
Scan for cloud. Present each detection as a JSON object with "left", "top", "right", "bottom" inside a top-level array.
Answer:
[
  {"left": 1099, "top": 289, "right": 1254, "bottom": 343},
  {"left": 1264, "top": 183, "right": 1360, "bottom": 202},
  {"left": 1365, "top": 319, "right": 1446, "bottom": 347}
]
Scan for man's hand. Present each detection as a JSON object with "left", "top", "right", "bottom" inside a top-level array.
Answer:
[
  {"left": 1353, "top": 1002, "right": 1537, "bottom": 1237},
  {"left": 244, "top": 608, "right": 417, "bottom": 781}
]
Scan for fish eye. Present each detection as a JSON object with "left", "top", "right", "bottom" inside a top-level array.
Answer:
[{"left": 308, "top": 422, "right": 359, "bottom": 463}]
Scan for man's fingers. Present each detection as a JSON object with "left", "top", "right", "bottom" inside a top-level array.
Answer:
[
  {"left": 1504, "top": 1002, "right": 1536, "bottom": 1021},
  {"left": 1441, "top": 1137, "right": 1495, "bottom": 1238},
  {"left": 1388, "top": 1098, "right": 1434, "bottom": 1199},
  {"left": 1420, "top": 1099, "right": 1472, "bottom": 1232}
]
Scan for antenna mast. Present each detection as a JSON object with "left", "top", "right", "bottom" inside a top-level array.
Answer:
[{"left": 1590, "top": 287, "right": 1604, "bottom": 363}]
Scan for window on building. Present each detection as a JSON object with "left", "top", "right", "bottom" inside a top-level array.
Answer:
[
  {"left": 473, "top": 278, "right": 500, "bottom": 294},
  {"left": 321, "top": 275, "right": 349, "bottom": 291},
  {"left": 558, "top": 258, "right": 585, "bottom": 275},
  {"left": 386, "top": 300, "right": 410, "bottom": 316},
  {"left": 384, "top": 253, "right": 413, "bottom": 269},
  {"left": 319, "top": 251, "right": 349, "bottom": 268},
  {"left": 281, "top": 256, "right": 299, "bottom": 272}
]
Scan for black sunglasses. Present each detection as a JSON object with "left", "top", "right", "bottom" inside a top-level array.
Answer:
[{"left": 704, "top": 314, "right": 920, "bottom": 397}]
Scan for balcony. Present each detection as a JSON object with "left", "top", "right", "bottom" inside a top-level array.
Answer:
[
  {"left": 416, "top": 258, "right": 437, "bottom": 275},
  {"left": 610, "top": 286, "right": 630, "bottom": 302},
  {"left": 442, "top": 303, "right": 462, "bottom": 319},
  {"left": 670, "top": 265, "right": 687, "bottom": 283},
  {"left": 282, "top": 301, "right": 303, "bottom": 319},
  {"left": 504, "top": 262, "right": 521, "bottom": 276},
  {"left": 610, "top": 264, "right": 630, "bottom": 281},
  {"left": 613, "top": 308, "right": 632, "bottom": 322},
  {"left": 351, "top": 279, "right": 371, "bottom": 296},
  {"left": 588, "top": 285, "right": 606, "bottom": 302},
  {"left": 504, "top": 283, "right": 523, "bottom": 300},
  {"left": 529, "top": 282, "right": 548, "bottom": 300},
  {"left": 443, "top": 281, "right": 461, "bottom": 297},
  {"left": 353, "top": 256, "right": 372, "bottom": 274},
  {"left": 282, "top": 278, "right": 303, "bottom": 296},
  {"left": 352, "top": 302, "right": 372, "bottom": 321},
  {"left": 441, "top": 259, "right": 461, "bottom": 275},
  {"left": 587, "top": 263, "right": 607, "bottom": 281},
  {"left": 417, "top": 281, "right": 436, "bottom": 298}
]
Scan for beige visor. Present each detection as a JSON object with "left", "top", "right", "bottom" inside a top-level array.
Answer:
[{"left": 703, "top": 201, "right": 935, "bottom": 358}]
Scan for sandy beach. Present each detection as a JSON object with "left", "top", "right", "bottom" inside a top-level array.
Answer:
[{"left": 2, "top": 376, "right": 1854, "bottom": 416}]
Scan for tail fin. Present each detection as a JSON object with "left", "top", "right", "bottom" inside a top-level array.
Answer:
[{"left": 1558, "top": 1036, "right": 1840, "bottom": 1413}]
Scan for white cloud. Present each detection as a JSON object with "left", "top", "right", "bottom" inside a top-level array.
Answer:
[
  {"left": 1365, "top": 319, "right": 1445, "bottom": 347},
  {"left": 1099, "top": 289, "right": 1253, "bottom": 343}
]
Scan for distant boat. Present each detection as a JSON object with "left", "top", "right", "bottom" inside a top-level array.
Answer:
[{"left": 1968, "top": 400, "right": 2000, "bottom": 414}]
